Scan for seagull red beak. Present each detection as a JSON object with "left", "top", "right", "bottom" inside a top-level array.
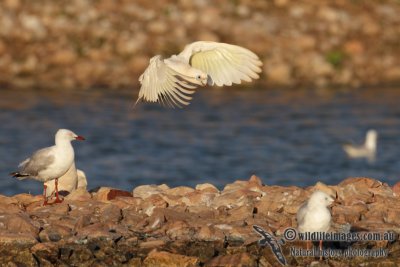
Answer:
[{"left": 75, "top": 135, "right": 85, "bottom": 141}]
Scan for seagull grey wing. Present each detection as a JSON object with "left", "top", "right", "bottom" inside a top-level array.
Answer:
[
  {"left": 136, "top": 55, "right": 198, "bottom": 108},
  {"left": 18, "top": 148, "right": 55, "bottom": 179},
  {"left": 181, "top": 42, "right": 263, "bottom": 87},
  {"left": 296, "top": 202, "right": 308, "bottom": 226}
]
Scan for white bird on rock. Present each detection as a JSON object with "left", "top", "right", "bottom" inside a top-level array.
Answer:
[
  {"left": 135, "top": 41, "right": 263, "bottom": 108},
  {"left": 343, "top": 129, "right": 377, "bottom": 163},
  {"left": 10, "top": 129, "right": 85, "bottom": 205},
  {"left": 297, "top": 190, "right": 335, "bottom": 253},
  {"left": 44, "top": 162, "right": 88, "bottom": 198}
]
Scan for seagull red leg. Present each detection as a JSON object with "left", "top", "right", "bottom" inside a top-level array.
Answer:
[
  {"left": 54, "top": 178, "right": 63, "bottom": 203},
  {"left": 43, "top": 184, "right": 48, "bottom": 206}
]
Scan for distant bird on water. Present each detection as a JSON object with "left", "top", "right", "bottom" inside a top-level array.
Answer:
[
  {"left": 135, "top": 41, "right": 263, "bottom": 108},
  {"left": 10, "top": 129, "right": 85, "bottom": 205},
  {"left": 343, "top": 129, "right": 377, "bottom": 163}
]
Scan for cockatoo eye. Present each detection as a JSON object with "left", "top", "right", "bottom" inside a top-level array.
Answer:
[{"left": 196, "top": 75, "right": 201, "bottom": 80}]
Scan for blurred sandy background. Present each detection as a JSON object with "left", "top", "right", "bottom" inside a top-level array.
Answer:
[{"left": 0, "top": 0, "right": 399, "bottom": 91}]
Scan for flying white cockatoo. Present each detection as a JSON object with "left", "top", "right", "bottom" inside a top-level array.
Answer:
[{"left": 135, "top": 41, "right": 263, "bottom": 108}]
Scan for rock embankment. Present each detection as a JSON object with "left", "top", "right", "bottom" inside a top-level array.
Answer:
[
  {"left": 0, "top": 0, "right": 400, "bottom": 90},
  {"left": 1, "top": 175, "right": 400, "bottom": 266}
]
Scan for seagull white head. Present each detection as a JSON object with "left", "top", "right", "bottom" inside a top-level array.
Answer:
[
  {"left": 308, "top": 190, "right": 335, "bottom": 208},
  {"left": 56, "top": 129, "right": 85, "bottom": 143}
]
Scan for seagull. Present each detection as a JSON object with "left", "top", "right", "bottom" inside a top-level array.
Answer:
[
  {"left": 10, "top": 129, "right": 85, "bottom": 205},
  {"left": 297, "top": 190, "right": 334, "bottom": 255},
  {"left": 343, "top": 129, "right": 377, "bottom": 163},
  {"left": 77, "top": 169, "right": 88, "bottom": 189},
  {"left": 135, "top": 41, "right": 263, "bottom": 108},
  {"left": 44, "top": 162, "right": 88, "bottom": 198}
]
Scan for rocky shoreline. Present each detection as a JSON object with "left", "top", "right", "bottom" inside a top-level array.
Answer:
[
  {"left": 1, "top": 175, "right": 400, "bottom": 266},
  {"left": 0, "top": 0, "right": 400, "bottom": 90}
]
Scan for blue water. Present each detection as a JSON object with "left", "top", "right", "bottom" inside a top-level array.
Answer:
[{"left": 1, "top": 87, "right": 400, "bottom": 195}]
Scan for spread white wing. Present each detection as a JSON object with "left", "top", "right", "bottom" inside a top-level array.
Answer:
[
  {"left": 136, "top": 56, "right": 197, "bottom": 108},
  {"left": 179, "top": 42, "right": 263, "bottom": 86}
]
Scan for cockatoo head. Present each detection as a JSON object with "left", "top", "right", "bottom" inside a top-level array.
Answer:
[{"left": 185, "top": 68, "right": 208, "bottom": 86}]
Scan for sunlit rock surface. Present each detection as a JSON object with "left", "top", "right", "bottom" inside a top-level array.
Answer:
[{"left": 0, "top": 175, "right": 399, "bottom": 265}]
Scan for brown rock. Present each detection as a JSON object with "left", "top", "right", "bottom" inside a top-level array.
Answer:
[
  {"left": 50, "top": 50, "right": 77, "bottom": 66},
  {"left": 339, "top": 177, "right": 383, "bottom": 188},
  {"left": 166, "top": 186, "right": 195, "bottom": 196},
  {"left": 196, "top": 226, "right": 214, "bottom": 241},
  {"left": 337, "top": 177, "right": 381, "bottom": 205},
  {"left": 222, "top": 180, "right": 247, "bottom": 193},
  {"left": 39, "top": 224, "right": 72, "bottom": 242},
  {"left": 76, "top": 222, "right": 119, "bottom": 240},
  {"left": 165, "top": 220, "right": 193, "bottom": 240},
  {"left": 226, "top": 205, "right": 254, "bottom": 222},
  {"left": 384, "top": 208, "right": 400, "bottom": 225},
  {"left": 385, "top": 67, "right": 400, "bottom": 81},
  {"left": 160, "top": 194, "right": 184, "bottom": 207},
  {"left": 195, "top": 183, "right": 219, "bottom": 193},
  {"left": 256, "top": 186, "right": 306, "bottom": 214},
  {"left": 111, "top": 196, "right": 142, "bottom": 209},
  {"left": 138, "top": 209, "right": 167, "bottom": 231},
  {"left": 344, "top": 40, "right": 364, "bottom": 55},
  {"left": 2, "top": 213, "right": 39, "bottom": 237},
  {"left": 205, "top": 253, "right": 255, "bottom": 267},
  {"left": 0, "top": 232, "right": 38, "bottom": 245},
  {"left": 121, "top": 208, "right": 146, "bottom": 226},
  {"left": 4, "top": 0, "right": 21, "bottom": 10},
  {"left": 226, "top": 225, "right": 257, "bottom": 243},
  {"left": 73, "top": 214, "right": 92, "bottom": 232},
  {"left": 31, "top": 242, "right": 59, "bottom": 264},
  {"left": 12, "top": 193, "right": 42, "bottom": 206},
  {"left": 31, "top": 202, "right": 70, "bottom": 217},
  {"left": 332, "top": 204, "right": 364, "bottom": 224},
  {"left": 312, "top": 182, "right": 337, "bottom": 198},
  {"left": 98, "top": 203, "right": 122, "bottom": 223},
  {"left": 139, "top": 194, "right": 168, "bottom": 216},
  {"left": 65, "top": 187, "right": 92, "bottom": 201},
  {"left": 128, "top": 55, "right": 150, "bottom": 74},
  {"left": 143, "top": 250, "right": 199, "bottom": 267},
  {"left": 0, "top": 201, "right": 22, "bottom": 213},
  {"left": 393, "top": 181, "right": 400, "bottom": 197},
  {"left": 0, "top": 41, "right": 7, "bottom": 57},
  {"left": 249, "top": 175, "right": 263, "bottom": 186},
  {"left": 92, "top": 187, "right": 132, "bottom": 201},
  {"left": 133, "top": 184, "right": 168, "bottom": 199},
  {"left": 147, "top": 21, "right": 168, "bottom": 34},
  {"left": 212, "top": 189, "right": 261, "bottom": 209},
  {"left": 0, "top": 195, "right": 15, "bottom": 205},
  {"left": 182, "top": 191, "right": 217, "bottom": 207},
  {"left": 264, "top": 61, "right": 293, "bottom": 85},
  {"left": 222, "top": 176, "right": 263, "bottom": 194},
  {"left": 139, "top": 240, "right": 166, "bottom": 249}
]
